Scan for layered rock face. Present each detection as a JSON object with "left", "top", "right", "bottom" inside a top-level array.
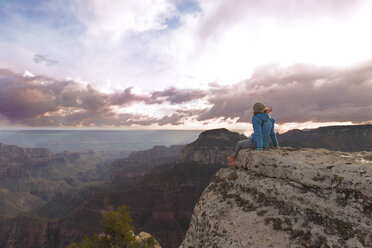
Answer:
[
  {"left": 181, "top": 148, "right": 372, "bottom": 248},
  {"left": 0, "top": 143, "right": 54, "bottom": 178}
]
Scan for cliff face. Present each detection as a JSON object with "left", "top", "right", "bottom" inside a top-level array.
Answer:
[
  {"left": 0, "top": 213, "right": 49, "bottom": 248},
  {"left": 181, "top": 148, "right": 372, "bottom": 248},
  {"left": 0, "top": 143, "right": 52, "bottom": 178}
]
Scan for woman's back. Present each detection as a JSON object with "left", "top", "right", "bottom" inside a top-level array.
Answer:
[{"left": 251, "top": 113, "right": 274, "bottom": 148}]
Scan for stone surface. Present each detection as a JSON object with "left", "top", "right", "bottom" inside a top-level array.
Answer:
[
  {"left": 180, "top": 148, "right": 372, "bottom": 248},
  {"left": 135, "top": 231, "right": 162, "bottom": 248}
]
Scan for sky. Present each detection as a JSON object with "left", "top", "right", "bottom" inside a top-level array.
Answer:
[{"left": 1, "top": 0, "right": 372, "bottom": 132}]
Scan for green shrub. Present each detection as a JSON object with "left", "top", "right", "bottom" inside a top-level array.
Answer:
[{"left": 68, "top": 205, "right": 158, "bottom": 248}]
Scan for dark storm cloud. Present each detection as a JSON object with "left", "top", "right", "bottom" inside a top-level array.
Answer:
[
  {"left": 33, "top": 54, "right": 59, "bottom": 66},
  {"left": 0, "top": 69, "right": 155, "bottom": 126},
  {"left": 199, "top": 61, "right": 372, "bottom": 123},
  {"left": 109, "top": 87, "right": 150, "bottom": 106}
]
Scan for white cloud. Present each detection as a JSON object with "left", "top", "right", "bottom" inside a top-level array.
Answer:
[
  {"left": 166, "top": 0, "right": 372, "bottom": 87},
  {"left": 72, "top": 0, "right": 176, "bottom": 44},
  {"left": 2, "top": 0, "right": 372, "bottom": 94}
]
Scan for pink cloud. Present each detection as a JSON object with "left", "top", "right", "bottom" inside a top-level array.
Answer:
[
  {"left": 200, "top": 61, "right": 372, "bottom": 123},
  {"left": 1, "top": 60, "right": 372, "bottom": 127},
  {"left": 0, "top": 69, "right": 207, "bottom": 127}
]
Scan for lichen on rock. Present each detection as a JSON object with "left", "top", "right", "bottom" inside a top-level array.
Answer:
[{"left": 180, "top": 148, "right": 372, "bottom": 248}]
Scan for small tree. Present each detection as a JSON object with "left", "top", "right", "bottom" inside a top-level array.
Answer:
[{"left": 68, "top": 205, "right": 159, "bottom": 248}]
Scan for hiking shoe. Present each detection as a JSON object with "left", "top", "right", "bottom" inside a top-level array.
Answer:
[{"left": 227, "top": 155, "right": 235, "bottom": 162}]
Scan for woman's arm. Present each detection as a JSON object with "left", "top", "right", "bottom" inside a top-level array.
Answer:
[{"left": 269, "top": 117, "right": 279, "bottom": 147}]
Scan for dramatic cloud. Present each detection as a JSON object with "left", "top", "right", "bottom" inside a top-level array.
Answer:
[
  {"left": 1, "top": 0, "right": 372, "bottom": 128},
  {"left": 150, "top": 87, "right": 207, "bottom": 104},
  {"left": 2, "top": 60, "right": 372, "bottom": 128},
  {"left": 109, "top": 88, "right": 151, "bottom": 106},
  {"left": 0, "top": 69, "right": 206, "bottom": 127},
  {"left": 32, "top": 54, "right": 59, "bottom": 66},
  {"left": 199, "top": 61, "right": 372, "bottom": 124},
  {"left": 0, "top": 61, "right": 372, "bottom": 126}
]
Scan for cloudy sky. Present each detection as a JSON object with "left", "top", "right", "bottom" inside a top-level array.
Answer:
[{"left": 1, "top": 0, "right": 372, "bottom": 131}]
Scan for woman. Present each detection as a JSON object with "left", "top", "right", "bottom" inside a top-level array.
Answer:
[{"left": 227, "top": 102, "right": 280, "bottom": 167}]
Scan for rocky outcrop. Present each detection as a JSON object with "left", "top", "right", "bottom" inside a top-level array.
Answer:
[
  {"left": 181, "top": 148, "right": 372, "bottom": 248},
  {"left": 135, "top": 232, "right": 161, "bottom": 248},
  {"left": 177, "top": 128, "right": 247, "bottom": 165}
]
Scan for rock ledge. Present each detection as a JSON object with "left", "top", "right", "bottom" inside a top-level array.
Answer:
[{"left": 180, "top": 148, "right": 372, "bottom": 248}]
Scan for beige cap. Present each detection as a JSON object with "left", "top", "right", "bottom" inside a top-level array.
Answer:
[{"left": 253, "top": 102, "right": 266, "bottom": 113}]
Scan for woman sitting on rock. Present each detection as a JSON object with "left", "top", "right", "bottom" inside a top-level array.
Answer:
[{"left": 227, "top": 102, "right": 280, "bottom": 167}]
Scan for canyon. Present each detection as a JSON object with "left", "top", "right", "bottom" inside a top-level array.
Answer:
[
  {"left": 0, "top": 128, "right": 241, "bottom": 248},
  {"left": 0, "top": 125, "right": 371, "bottom": 248}
]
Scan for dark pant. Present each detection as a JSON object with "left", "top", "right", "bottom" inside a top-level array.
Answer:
[{"left": 233, "top": 139, "right": 256, "bottom": 158}]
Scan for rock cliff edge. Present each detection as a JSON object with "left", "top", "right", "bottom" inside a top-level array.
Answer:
[{"left": 180, "top": 148, "right": 372, "bottom": 248}]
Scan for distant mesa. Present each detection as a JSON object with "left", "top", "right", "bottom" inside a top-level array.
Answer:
[
  {"left": 278, "top": 124, "right": 372, "bottom": 152},
  {"left": 188, "top": 128, "right": 247, "bottom": 147}
]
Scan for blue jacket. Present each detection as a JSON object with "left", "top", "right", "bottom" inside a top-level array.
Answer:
[{"left": 250, "top": 113, "right": 279, "bottom": 149}]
